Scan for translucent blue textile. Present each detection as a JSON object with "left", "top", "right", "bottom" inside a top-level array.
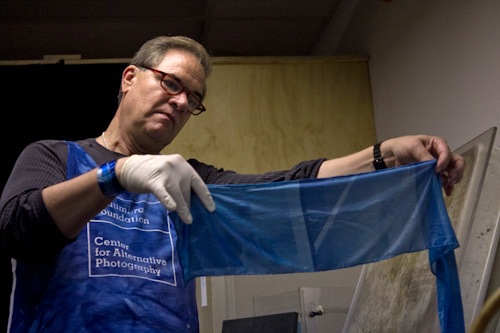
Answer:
[{"left": 172, "top": 160, "right": 465, "bottom": 333}]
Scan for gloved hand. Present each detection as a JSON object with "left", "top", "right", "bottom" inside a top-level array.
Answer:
[{"left": 117, "top": 154, "right": 215, "bottom": 224}]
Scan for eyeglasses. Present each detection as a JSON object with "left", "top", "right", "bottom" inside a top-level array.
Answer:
[{"left": 141, "top": 66, "right": 206, "bottom": 115}]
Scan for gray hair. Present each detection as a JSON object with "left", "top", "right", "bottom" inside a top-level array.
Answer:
[{"left": 117, "top": 35, "right": 212, "bottom": 104}]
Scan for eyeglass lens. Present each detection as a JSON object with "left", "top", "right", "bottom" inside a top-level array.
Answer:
[{"left": 160, "top": 75, "right": 203, "bottom": 115}]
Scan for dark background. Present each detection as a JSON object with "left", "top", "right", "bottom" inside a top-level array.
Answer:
[
  {"left": 0, "top": 62, "right": 127, "bottom": 331},
  {"left": 1, "top": 62, "right": 127, "bottom": 188}
]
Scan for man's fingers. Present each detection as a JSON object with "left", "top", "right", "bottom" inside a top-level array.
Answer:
[
  {"left": 190, "top": 175, "right": 216, "bottom": 212},
  {"left": 175, "top": 205, "right": 193, "bottom": 225},
  {"left": 154, "top": 187, "right": 193, "bottom": 224},
  {"left": 152, "top": 187, "right": 177, "bottom": 211}
]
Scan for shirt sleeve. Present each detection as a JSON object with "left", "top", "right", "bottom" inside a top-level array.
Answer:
[
  {"left": 0, "top": 140, "right": 73, "bottom": 260},
  {"left": 188, "top": 157, "right": 327, "bottom": 184}
]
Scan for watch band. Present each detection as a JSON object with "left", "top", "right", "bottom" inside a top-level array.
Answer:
[{"left": 373, "top": 142, "right": 387, "bottom": 170}]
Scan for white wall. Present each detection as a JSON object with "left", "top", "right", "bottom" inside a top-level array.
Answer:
[
  {"left": 313, "top": 2, "right": 500, "bottom": 330},
  {"left": 317, "top": 0, "right": 500, "bottom": 150}
]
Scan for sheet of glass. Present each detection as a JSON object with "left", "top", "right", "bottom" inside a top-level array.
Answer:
[
  {"left": 444, "top": 129, "right": 499, "bottom": 328},
  {"left": 342, "top": 127, "right": 497, "bottom": 333},
  {"left": 462, "top": 146, "right": 500, "bottom": 322}
]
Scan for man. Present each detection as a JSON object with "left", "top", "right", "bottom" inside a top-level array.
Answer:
[{"left": 0, "top": 35, "right": 464, "bottom": 332}]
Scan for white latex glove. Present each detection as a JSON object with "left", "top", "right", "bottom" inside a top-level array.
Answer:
[{"left": 117, "top": 154, "right": 215, "bottom": 224}]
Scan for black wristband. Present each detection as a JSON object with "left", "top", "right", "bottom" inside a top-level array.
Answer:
[
  {"left": 373, "top": 142, "right": 387, "bottom": 170},
  {"left": 96, "top": 160, "right": 125, "bottom": 197}
]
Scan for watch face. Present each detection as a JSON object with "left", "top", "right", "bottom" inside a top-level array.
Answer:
[{"left": 373, "top": 159, "right": 387, "bottom": 170}]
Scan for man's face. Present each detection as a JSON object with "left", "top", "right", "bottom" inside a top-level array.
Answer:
[{"left": 121, "top": 49, "right": 206, "bottom": 152}]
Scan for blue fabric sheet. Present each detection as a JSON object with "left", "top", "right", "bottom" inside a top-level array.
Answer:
[{"left": 172, "top": 160, "right": 465, "bottom": 333}]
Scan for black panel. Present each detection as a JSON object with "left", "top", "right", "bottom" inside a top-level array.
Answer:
[
  {"left": 1, "top": 62, "right": 127, "bottom": 190},
  {"left": 222, "top": 312, "right": 299, "bottom": 333}
]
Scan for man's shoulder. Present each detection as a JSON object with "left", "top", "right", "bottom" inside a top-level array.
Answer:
[{"left": 26, "top": 138, "right": 96, "bottom": 154}]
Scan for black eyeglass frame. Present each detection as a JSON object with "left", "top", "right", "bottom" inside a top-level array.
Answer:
[{"left": 140, "top": 66, "right": 206, "bottom": 115}]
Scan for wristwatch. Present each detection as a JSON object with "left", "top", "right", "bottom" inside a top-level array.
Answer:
[{"left": 373, "top": 142, "right": 387, "bottom": 170}]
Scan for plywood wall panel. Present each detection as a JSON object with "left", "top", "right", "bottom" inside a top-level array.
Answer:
[{"left": 162, "top": 57, "right": 375, "bottom": 174}]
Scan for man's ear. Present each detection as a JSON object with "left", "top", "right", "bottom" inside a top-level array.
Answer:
[{"left": 121, "top": 65, "right": 137, "bottom": 93}]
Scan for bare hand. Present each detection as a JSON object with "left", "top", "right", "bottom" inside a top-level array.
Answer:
[{"left": 386, "top": 135, "right": 465, "bottom": 196}]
